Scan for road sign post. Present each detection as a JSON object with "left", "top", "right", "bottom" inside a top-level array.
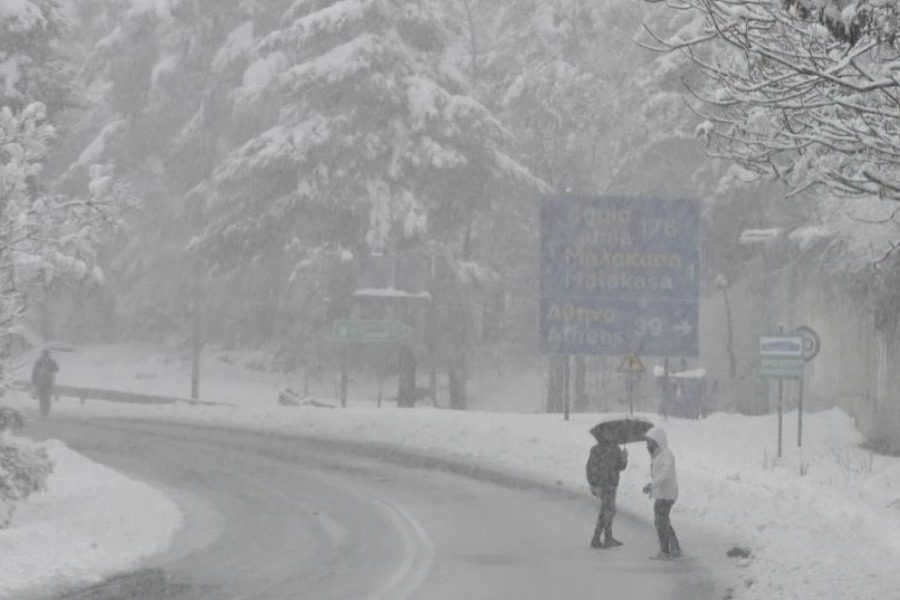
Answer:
[
  {"left": 332, "top": 319, "right": 414, "bottom": 408},
  {"left": 793, "top": 325, "right": 820, "bottom": 447},
  {"left": 539, "top": 196, "right": 699, "bottom": 421},
  {"left": 760, "top": 334, "right": 804, "bottom": 457}
]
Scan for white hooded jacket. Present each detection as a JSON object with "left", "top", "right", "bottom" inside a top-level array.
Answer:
[{"left": 646, "top": 427, "right": 678, "bottom": 501}]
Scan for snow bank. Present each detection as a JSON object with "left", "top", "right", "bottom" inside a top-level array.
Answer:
[
  {"left": 0, "top": 438, "right": 182, "bottom": 599},
  {"left": 13, "top": 393, "right": 897, "bottom": 600}
]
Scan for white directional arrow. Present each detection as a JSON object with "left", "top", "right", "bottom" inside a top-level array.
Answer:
[{"left": 673, "top": 320, "right": 694, "bottom": 335}]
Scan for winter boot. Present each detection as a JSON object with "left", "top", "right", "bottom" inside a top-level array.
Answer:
[{"left": 602, "top": 527, "right": 623, "bottom": 548}]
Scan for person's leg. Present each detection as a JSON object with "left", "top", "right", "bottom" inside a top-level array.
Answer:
[
  {"left": 653, "top": 499, "right": 670, "bottom": 555},
  {"left": 38, "top": 389, "right": 51, "bottom": 417},
  {"left": 602, "top": 488, "right": 622, "bottom": 546},
  {"left": 663, "top": 500, "right": 681, "bottom": 555},
  {"left": 591, "top": 505, "right": 605, "bottom": 548}
]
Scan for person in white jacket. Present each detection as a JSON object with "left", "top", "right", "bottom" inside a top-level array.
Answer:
[{"left": 642, "top": 427, "right": 682, "bottom": 559}]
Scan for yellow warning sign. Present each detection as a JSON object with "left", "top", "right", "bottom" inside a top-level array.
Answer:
[{"left": 618, "top": 353, "right": 645, "bottom": 374}]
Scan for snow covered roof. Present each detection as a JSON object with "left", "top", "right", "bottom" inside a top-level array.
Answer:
[
  {"left": 739, "top": 228, "right": 783, "bottom": 244},
  {"left": 352, "top": 288, "right": 432, "bottom": 301},
  {"left": 652, "top": 366, "right": 707, "bottom": 379}
]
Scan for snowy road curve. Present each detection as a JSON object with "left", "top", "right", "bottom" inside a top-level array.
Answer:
[{"left": 35, "top": 419, "right": 715, "bottom": 599}]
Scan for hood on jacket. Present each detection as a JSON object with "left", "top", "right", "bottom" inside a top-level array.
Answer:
[{"left": 645, "top": 427, "right": 668, "bottom": 450}]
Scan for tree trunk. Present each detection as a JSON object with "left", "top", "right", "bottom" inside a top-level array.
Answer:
[
  {"left": 397, "top": 344, "right": 416, "bottom": 408},
  {"left": 574, "top": 355, "right": 587, "bottom": 411},
  {"left": 546, "top": 356, "right": 565, "bottom": 412},
  {"left": 448, "top": 351, "right": 467, "bottom": 410},
  {"left": 722, "top": 285, "right": 737, "bottom": 377}
]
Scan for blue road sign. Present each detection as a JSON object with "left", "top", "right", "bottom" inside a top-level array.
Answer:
[{"left": 540, "top": 195, "right": 700, "bottom": 356}]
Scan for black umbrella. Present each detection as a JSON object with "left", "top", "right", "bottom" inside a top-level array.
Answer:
[{"left": 589, "top": 415, "right": 654, "bottom": 444}]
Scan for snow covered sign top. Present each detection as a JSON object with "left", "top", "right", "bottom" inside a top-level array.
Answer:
[
  {"left": 739, "top": 229, "right": 783, "bottom": 244},
  {"left": 352, "top": 288, "right": 431, "bottom": 302}
]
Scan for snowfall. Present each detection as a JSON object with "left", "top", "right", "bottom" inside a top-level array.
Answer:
[{"left": 1, "top": 344, "right": 898, "bottom": 600}]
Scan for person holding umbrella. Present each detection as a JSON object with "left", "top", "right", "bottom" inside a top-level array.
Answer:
[
  {"left": 642, "top": 426, "right": 682, "bottom": 559},
  {"left": 586, "top": 426, "right": 629, "bottom": 548}
]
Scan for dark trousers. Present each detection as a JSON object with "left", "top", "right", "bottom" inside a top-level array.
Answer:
[
  {"left": 653, "top": 499, "right": 680, "bottom": 554},
  {"left": 36, "top": 386, "right": 52, "bottom": 417},
  {"left": 592, "top": 487, "right": 617, "bottom": 540}
]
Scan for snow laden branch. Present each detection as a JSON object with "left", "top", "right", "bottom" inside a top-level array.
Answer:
[
  {"left": 641, "top": 0, "right": 900, "bottom": 202},
  {"left": 0, "top": 104, "right": 127, "bottom": 355}
]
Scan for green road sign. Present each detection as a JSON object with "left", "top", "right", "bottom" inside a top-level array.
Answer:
[
  {"left": 759, "top": 336, "right": 804, "bottom": 379},
  {"left": 333, "top": 319, "right": 413, "bottom": 343},
  {"left": 760, "top": 356, "right": 804, "bottom": 379}
]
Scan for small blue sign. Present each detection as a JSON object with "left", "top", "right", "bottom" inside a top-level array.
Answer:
[{"left": 540, "top": 195, "right": 700, "bottom": 356}]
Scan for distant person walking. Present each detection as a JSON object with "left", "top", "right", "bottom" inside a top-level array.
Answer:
[
  {"left": 31, "top": 350, "right": 59, "bottom": 417},
  {"left": 586, "top": 428, "right": 628, "bottom": 548},
  {"left": 642, "top": 427, "right": 682, "bottom": 559}
]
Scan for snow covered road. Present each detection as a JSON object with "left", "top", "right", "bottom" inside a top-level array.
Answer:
[{"left": 35, "top": 418, "right": 716, "bottom": 600}]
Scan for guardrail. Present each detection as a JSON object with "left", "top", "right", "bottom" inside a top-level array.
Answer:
[{"left": 13, "top": 381, "right": 233, "bottom": 408}]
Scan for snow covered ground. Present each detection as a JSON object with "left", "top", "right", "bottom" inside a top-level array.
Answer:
[
  {"left": 3, "top": 343, "right": 900, "bottom": 599},
  {"left": 0, "top": 437, "right": 182, "bottom": 599}
]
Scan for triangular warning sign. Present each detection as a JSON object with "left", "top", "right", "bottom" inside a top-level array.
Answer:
[{"left": 617, "top": 353, "right": 645, "bottom": 374}]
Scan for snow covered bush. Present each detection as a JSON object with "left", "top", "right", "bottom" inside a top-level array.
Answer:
[
  {"left": 0, "top": 407, "right": 53, "bottom": 526},
  {"left": 0, "top": 437, "right": 53, "bottom": 502},
  {"left": 0, "top": 407, "right": 25, "bottom": 434}
]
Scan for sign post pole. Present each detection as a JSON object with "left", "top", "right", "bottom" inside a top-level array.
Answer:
[
  {"left": 793, "top": 325, "right": 820, "bottom": 447},
  {"left": 340, "top": 347, "right": 348, "bottom": 408},
  {"left": 777, "top": 376, "right": 784, "bottom": 458},
  {"left": 798, "top": 376, "right": 804, "bottom": 448},
  {"left": 628, "top": 374, "right": 635, "bottom": 415},
  {"left": 778, "top": 326, "right": 784, "bottom": 458}
]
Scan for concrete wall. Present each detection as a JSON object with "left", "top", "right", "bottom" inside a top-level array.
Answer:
[
  {"left": 771, "top": 259, "right": 900, "bottom": 451},
  {"left": 694, "top": 246, "right": 900, "bottom": 450}
]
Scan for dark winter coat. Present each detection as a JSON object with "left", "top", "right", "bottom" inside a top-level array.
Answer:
[
  {"left": 586, "top": 441, "right": 627, "bottom": 490},
  {"left": 31, "top": 355, "right": 58, "bottom": 390}
]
